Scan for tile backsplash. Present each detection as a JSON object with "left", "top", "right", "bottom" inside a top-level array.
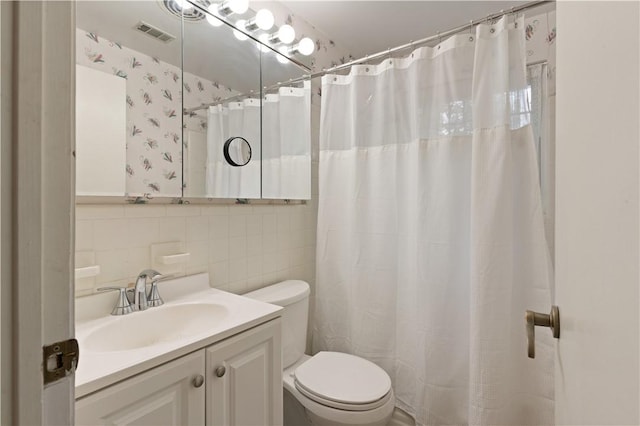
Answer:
[{"left": 75, "top": 201, "right": 316, "bottom": 297}]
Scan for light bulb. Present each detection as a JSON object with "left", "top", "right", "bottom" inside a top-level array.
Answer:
[
  {"left": 206, "top": 4, "right": 223, "bottom": 27},
  {"left": 277, "top": 46, "right": 290, "bottom": 64},
  {"left": 298, "top": 37, "right": 315, "bottom": 56},
  {"left": 233, "top": 20, "right": 249, "bottom": 41},
  {"left": 255, "top": 9, "right": 275, "bottom": 31},
  {"left": 228, "top": 0, "right": 248, "bottom": 14},
  {"left": 174, "top": 0, "right": 193, "bottom": 11},
  {"left": 278, "top": 24, "right": 296, "bottom": 44},
  {"left": 256, "top": 33, "right": 271, "bottom": 53}
]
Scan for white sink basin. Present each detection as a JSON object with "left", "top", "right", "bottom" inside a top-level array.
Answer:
[{"left": 83, "top": 303, "right": 229, "bottom": 352}]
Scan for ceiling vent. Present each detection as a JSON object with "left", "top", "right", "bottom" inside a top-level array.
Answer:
[{"left": 134, "top": 21, "right": 176, "bottom": 43}]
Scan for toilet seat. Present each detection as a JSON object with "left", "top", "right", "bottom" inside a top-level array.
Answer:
[{"left": 293, "top": 352, "right": 392, "bottom": 412}]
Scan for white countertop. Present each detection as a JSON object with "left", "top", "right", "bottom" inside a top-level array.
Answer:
[{"left": 75, "top": 273, "right": 282, "bottom": 398}]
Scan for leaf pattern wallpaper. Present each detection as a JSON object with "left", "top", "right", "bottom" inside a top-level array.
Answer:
[
  {"left": 76, "top": 29, "right": 239, "bottom": 197},
  {"left": 523, "top": 10, "right": 557, "bottom": 93}
]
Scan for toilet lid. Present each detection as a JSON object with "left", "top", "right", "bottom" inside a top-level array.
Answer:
[{"left": 293, "top": 352, "right": 392, "bottom": 411}]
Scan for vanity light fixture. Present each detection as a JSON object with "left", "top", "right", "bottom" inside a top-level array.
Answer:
[
  {"left": 244, "top": 9, "right": 275, "bottom": 31},
  {"left": 218, "top": 0, "right": 249, "bottom": 16},
  {"left": 256, "top": 33, "right": 272, "bottom": 52},
  {"left": 268, "top": 24, "right": 296, "bottom": 45},
  {"left": 283, "top": 37, "right": 315, "bottom": 56},
  {"left": 233, "top": 19, "right": 249, "bottom": 41},
  {"left": 276, "top": 46, "right": 290, "bottom": 64},
  {"left": 296, "top": 37, "right": 315, "bottom": 56},
  {"left": 205, "top": 4, "right": 224, "bottom": 27}
]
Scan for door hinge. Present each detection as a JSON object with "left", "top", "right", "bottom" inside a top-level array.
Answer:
[{"left": 43, "top": 338, "right": 79, "bottom": 385}]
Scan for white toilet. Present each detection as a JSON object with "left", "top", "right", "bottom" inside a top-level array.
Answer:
[{"left": 245, "top": 280, "right": 395, "bottom": 426}]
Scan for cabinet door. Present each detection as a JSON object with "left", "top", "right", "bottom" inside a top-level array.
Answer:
[
  {"left": 76, "top": 351, "right": 206, "bottom": 426},
  {"left": 206, "top": 319, "right": 283, "bottom": 426}
]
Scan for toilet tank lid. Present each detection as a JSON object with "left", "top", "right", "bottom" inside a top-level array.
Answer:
[{"left": 243, "top": 280, "right": 310, "bottom": 306}]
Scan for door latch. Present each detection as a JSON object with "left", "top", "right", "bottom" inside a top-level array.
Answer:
[
  {"left": 525, "top": 306, "right": 559, "bottom": 359},
  {"left": 43, "top": 338, "right": 79, "bottom": 385}
]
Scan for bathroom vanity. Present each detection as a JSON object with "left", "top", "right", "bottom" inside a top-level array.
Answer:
[{"left": 75, "top": 273, "right": 283, "bottom": 425}]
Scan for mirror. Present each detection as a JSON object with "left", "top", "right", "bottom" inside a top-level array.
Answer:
[
  {"left": 224, "top": 137, "right": 252, "bottom": 167},
  {"left": 182, "top": 0, "right": 311, "bottom": 200},
  {"left": 181, "top": 1, "right": 262, "bottom": 199},
  {"left": 76, "top": 1, "right": 184, "bottom": 199},
  {"left": 76, "top": 0, "right": 312, "bottom": 201}
]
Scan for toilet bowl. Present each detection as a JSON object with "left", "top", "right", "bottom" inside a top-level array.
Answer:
[
  {"left": 244, "top": 281, "right": 395, "bottom": 426},
  {"left": 284, "top": 354, "right": 395, "bottom": 426}
]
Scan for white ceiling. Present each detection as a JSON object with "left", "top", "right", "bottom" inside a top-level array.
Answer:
[{"left": 279, "top": 1, "right": 548, "bottom": 58}]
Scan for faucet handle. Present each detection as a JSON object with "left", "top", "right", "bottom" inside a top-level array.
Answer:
[
  {"left": 96, "top": 287, "right": 134, "bottom": 316},
  {"left": 146, "top": 274, "right": 173, "bottom": 307},
  {"left": 147, "top": 281, "right": 164, "bottom": 307},
  {"left": 150, "top": 273, "right": 174, "bottom": 283}
]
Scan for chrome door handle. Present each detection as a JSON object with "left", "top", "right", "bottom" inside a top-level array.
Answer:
[{"left": 526, "top": 306, "right": 560, "bottom": 359}]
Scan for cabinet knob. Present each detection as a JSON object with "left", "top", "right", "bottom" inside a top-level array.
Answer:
[
  {"left": 215, "top": 366, "right": 226, "bottom": 377},
  {"left": 192, "top": 374, "right": 204, "bottom": 388}
]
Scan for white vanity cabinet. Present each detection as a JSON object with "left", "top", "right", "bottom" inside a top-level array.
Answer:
[
  {"left": 75, "top": 350, "right": 206, "bottom": 425},
  {"left": 206, "top": 317, "right": 282, "bottom": 426},
  {"left": 76, "top": 319, "right": 282, "bottom": 426}
]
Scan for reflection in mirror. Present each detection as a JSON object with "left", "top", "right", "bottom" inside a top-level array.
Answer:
[
  {"left": 76, "top": 65, "right": 126, "bottom": 196},
  {"left": 258, "top": 17, "right": 311, "bottom": 200},
  {"left": 224, "top": 137, "right": 253, "bottom": 167},
  {"left": 183, "top": 0, "right": 311, "bottom": 200},
  {"left": 76, "top": 1, "right": 183, "bottom": 198},
  {"left": 261, "top": 81, "right": 311, "bottom": 200},
  {"left": 181, "top": 1, "right": 261, "bottom": 199}
]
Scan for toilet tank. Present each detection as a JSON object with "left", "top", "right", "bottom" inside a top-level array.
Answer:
[{"left": 244, "top": 280, "right": 310, "bottom": 369}]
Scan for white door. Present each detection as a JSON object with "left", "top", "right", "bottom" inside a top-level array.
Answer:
[
  {"left": 555, "top": 2, "right": 639, "bottom": 424},
  {"left": 2, "top": 1, "right": 76, "bottom": 425}
]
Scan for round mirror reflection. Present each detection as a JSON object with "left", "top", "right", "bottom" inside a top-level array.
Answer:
[{"left": 223, "top": 136, "right": 252, "bottom": 167}]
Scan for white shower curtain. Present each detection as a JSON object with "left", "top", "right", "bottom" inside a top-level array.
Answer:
[{"left": 314, "top": 16, "right": 554, "bottom": 426}]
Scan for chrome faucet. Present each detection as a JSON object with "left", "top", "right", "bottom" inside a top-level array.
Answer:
[{"left": 132, "top": 269, "right": 164, "bottom": 311}]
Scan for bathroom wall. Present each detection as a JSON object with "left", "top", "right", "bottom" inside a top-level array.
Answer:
[{"left": 76, "top": 202, "right": 316, "bottom": 294}]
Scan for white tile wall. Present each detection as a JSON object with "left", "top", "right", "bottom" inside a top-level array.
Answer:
[{"left": 75, "top": 202, "right": 317, "bottom": 296}]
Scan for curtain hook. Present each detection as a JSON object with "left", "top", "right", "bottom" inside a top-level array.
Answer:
[{"left": 468, "top": 20, "right": 474, "bottom": 41}]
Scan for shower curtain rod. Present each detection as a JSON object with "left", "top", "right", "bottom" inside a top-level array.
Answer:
[{"left": 185, "top": 0, "right": 551, "bottom": 114}]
